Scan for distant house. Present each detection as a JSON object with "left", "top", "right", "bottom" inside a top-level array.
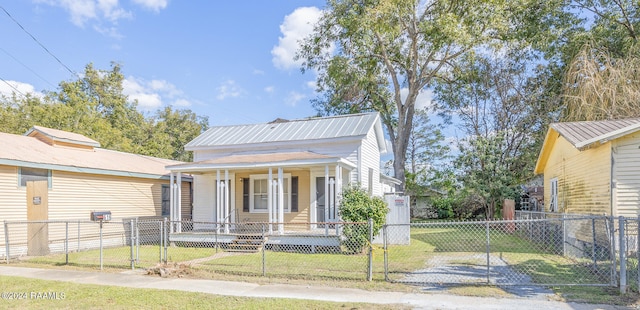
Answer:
[
  {"left": 534, "top": 118, "right": 640, "bottom": 216},
  {"left": 167, "top": 112, "right": 401, "bottom": 233},
  {"left": 0, "top": 126, "right": 192, "bottom": 255}
]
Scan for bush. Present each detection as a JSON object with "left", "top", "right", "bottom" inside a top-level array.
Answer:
[
  {"left": 430, "top": 196, "right": 455, "bottom": 219},
  {"left": 338, "top": 186, "right": 389, "bottom": 253}
]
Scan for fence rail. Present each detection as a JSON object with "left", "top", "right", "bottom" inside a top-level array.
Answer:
[{"left": 1, "top": 214, "right": 639, "bottom": 291}]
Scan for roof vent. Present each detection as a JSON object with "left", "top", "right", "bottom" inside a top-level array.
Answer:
[{"left": 268, "top": 118, "right": 289, "bottom": 124}]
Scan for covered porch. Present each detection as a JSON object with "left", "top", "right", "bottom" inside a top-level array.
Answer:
[{"left": 166, "top": 151, "right": 356, "bottom": 235}]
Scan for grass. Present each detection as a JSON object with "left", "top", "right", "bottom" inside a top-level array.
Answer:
[
  {"left": 0, "top": 275, "right": 408, "bottom": 310},
  {"left": 12, "top": 225, "right": 640, "bottom": 306}
]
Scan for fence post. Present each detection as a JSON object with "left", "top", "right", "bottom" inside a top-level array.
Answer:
[
  {"left": 4, "top": 221, "right": 9, "bottom": 264},
  {"left": 591, "top": 218, "right": 597, "bottom": 271},
  {"left": 130, "top": 219, "right": 135, "bottom": 270},
  {"left": 99, "top": 220, "right": 103, "bottom": 270},
  {"left": 619, "top": 216, "right": 627, "bottom": 293},
  {"left": 562, "top": 214, "right": 567, "bottom": 256},
  {"left": 637, "top": 215, "right": 640, "bottom": 293},
  {"left": 485, "top": 220, "right": 491, "bottom": 284},
  {"left": 261, "top": 224, "right": 266, "bottom": 277},
  {"left": 383, "top": 224, "right": 388, "bottom": 281},
  {"left": 159, "top": 219, "right": 163, "bottom": 263},
  {"left": 65, "top": 221, "right": 69, "bottom": 265},
  {"left": 608, "top": 216, "right": 617, "bottom": 287},
  {"left": 163, "top": 218, "right": 168, "bottom": 264},
  {"left": 368, "top": 219, "right": 373, "bottom": 281},
  {"left": 135, "top": 218, "right": 140, "bottom": 261}
]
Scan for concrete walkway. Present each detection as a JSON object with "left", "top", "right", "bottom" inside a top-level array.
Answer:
[{"left": 0, "top": 266, "right": 631, "bottom": 310}]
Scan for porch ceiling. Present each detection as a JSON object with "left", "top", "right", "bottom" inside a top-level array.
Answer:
[{"left": 166, "top": 151, "right": 356, "bottom": 173}]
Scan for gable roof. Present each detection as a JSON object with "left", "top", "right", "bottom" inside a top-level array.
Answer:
[
  {"left": 25, "top": 125, "right": 101, "bottom": 148},
  {"left": 0, "top": 128, "right": 185, "bottom": 180},
  {"left": 551, "top": 118, "right": 640, "bottom": 150},
  {"left": 185, "top": 112, "right": 386, "bottom": 152},
  {"left": 534, "top": 118, "right": 640, "bottom": 174}
]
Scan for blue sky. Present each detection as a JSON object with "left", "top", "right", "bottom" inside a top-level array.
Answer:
[{"left": 0, "top": 1, "right": 331, "bottom": 126}]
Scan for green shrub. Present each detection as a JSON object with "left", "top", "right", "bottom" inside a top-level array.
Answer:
[{"left": 338, "top": 186, "right": 389, "bottom": 253}]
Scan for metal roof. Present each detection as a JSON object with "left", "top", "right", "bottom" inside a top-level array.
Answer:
[
  {"left": 185, "top": 112, "right": 381, "bottom": 150},
  {"left": 0, "top": 129, "right": 185, "bottom": 179},
  {"left": 551, "top": 118, "right": 640, "bottom": 150},
  {"left": 167, "top": 151, "right": 356, "bottom": 173}
]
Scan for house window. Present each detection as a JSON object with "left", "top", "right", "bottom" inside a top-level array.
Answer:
[
  {"left": 249, "top": 174, "right": 290, "bottom": 213},
  {"left": 19, "top": 167, "right": 51, "bottom": 188},
  {"left": 549, "top": 178, "right": 558, "bottom": 212}
]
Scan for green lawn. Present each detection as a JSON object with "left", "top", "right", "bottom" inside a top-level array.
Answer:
[
  {"left": 13, "top": 225, "right": 640, "bottom": 306},
  {"left": 0, "top": 275, "right": 407, "bottom": 310}
]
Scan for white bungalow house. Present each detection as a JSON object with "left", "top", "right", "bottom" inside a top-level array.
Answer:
[{"left": 166, "top": 112, "right": 397, "bottom": 235}]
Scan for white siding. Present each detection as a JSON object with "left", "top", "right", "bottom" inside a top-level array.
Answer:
[
  {"left": 192, "top": 174, "right": 215, "bottom": 225},
  {"left": 361, "top": 126, "right": 382, "bottom": 196},
  {"left": 613, "top": 134, "right": 640, "bottom": 217}
]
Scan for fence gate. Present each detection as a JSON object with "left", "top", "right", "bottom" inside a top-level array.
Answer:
[{"left": 383, "top": 216, "right": 615, "bottom": 287}]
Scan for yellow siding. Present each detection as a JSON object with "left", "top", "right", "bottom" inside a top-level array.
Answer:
[
  {"left": 234, "top": 170, "right": 310, "bottom": 223},
  {"left": 542, "top": 135, "right": 611, "bottom": 215},
  {"left": 0, "top": 165, "right": 27, "bottom": 221}
]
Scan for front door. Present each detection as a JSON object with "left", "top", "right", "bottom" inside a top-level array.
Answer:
[
  {"left": 316, "top": 177, "right": 335, "bottom": 225},
  {"left": 27, "top": 180, "right": 49, "bottom": 256}
]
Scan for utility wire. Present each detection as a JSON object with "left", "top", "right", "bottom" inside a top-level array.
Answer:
[
  {"left": 0, "top": 46, "right": 57, "bottom": 89},
  {"left": 0, "top": 77, "right": 27, "bottom": 98},
  {"left": 0, "top": 5, "right": 78, "bottom": 79}
]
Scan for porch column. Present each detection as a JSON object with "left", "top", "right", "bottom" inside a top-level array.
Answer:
[
  {"left": 268, "top": 168, "right": 273, "bottom": 233},
  {"left": 169, "top": 172, "right": 175, "bottom": 233},
  {"left": 176, "top": 172, "right": 182, "bottom": 233},
  {"left": 216, "top": 169, "right": 221, "bottom": 233},
  {"left": 325, "top": 165, "right": 329, "bottom": 225},
  {"left": 224, "top": 169, "right": 229, "bottom": 233},
  {"left": 335, "top": 165, "right": 342, "bottom": 222},
  {"left": 278, "top": 167, "right": 284, "bottom": 234}
]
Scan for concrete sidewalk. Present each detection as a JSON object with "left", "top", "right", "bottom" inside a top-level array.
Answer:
[{"left": 0, "top": 266, "right": 630, "bottom": 310}]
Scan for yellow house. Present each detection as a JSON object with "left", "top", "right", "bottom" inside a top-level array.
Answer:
[
  {"left": 0, "top": 126, "right": 192, "bottom": 223},
  {"left": 534, "top": 118, "right": 640, "bottom": 216}
]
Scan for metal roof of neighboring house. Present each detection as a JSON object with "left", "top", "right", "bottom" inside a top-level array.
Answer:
[
  {"left": 0, "top": 128, "right": 185, "bottom": 180},
  {"left": 167, "top": 151, "right": 356, "bottom": 173},
  {"left": 551, "top": 118, "right": 640, "bottom": 150},
  {"left": 185, "top": 112, "right": 386, "bottom": 152},
  {"left": 25, "top": 125, "right": 101, "bottom": 148},
  {"left": 534, "top": 117, "right": 640, "bottom": 174}
]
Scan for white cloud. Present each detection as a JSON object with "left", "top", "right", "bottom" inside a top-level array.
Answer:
[
  {"left": 252, "top": 69, "right": 265, "bottom": 75},
  {"left": 264, "top": 86, "right": 275, "bottom": 93},
  {"left": 400, "top": 88, "right": 433, "bottom": 111},
  {"left": 306, "top": 80, "right": 316, "bottom": 90},
  {"left": 123, "top": 76, "right": 190, "bottom": 110},
  {"left": 0, "top": 80, "right": 44, "bottom": 98},
  {"left": 131, "top": 0, "right": 168, "bottom": 12},
  {"left": 173, "top": 99, "right": 191, "bottom": 107},
  {"left": 271, "top": 7, "right": 323, "bottom": 70},
  {"left": 37, "top": 0, "right": 166, "bottom": 35},
  {"left": 285, "top": 91, "right": 305, "bottom": 107},
  {"left": 216, "top": 80, "right": 243, "bottom": 100}
]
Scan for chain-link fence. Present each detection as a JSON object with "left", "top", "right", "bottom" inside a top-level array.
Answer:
[
  {"left": 0, "top": 219, "right": 372, "bottom": 281},
  {"left": 383, "top": 215, "right": 615, "bottom": 287},
  {"left": 2, "top": 215, "right": 637, "bottom": 291}
]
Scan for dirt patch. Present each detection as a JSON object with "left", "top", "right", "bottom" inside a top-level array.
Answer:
[{"left": 146, "top": 263, "right": 194, "bottom": 278}]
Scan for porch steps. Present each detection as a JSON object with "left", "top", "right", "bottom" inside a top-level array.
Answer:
[{"left": 226, "top": 234, "right": 267, "bottom": 253}]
